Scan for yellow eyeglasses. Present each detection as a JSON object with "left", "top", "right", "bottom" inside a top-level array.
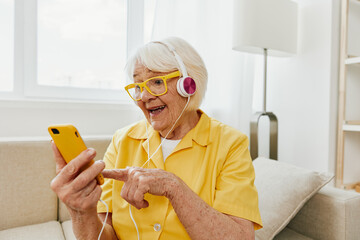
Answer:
[{"left": 125, "top": 71, "right": 180, "bottom": 101}]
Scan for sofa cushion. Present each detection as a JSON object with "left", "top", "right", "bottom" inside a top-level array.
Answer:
[
  {"left": 0, "top": 141, "right": 58, "bottom": 230},
  {"left": 253, "top": 157, "right": 333, "bottom": 240},
  {"left": 0, "top": 221, "right": 65, "bottom": 240},
  {"left": 274, "top": 227, "right": 312, "bottom": 240},
  {"left": 61, "top": 220, "right": 76, "bottom": 240},
  {"left": 62, "top": 219, "right": 110, "bottom": 240},
  {"left": 288, "top": 186, "right": 360, "bottom": 240}
]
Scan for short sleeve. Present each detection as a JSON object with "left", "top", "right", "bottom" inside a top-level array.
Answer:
[
  {"left": 213, "top": 135, "right": 263, "bottom": 230},
  {"left": 97, "top": 132, "right": 119, "bottom": 213}
]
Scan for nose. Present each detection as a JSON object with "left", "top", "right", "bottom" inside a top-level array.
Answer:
[{"left": 140, "top": 88, "right": 156, "bottom": 102}]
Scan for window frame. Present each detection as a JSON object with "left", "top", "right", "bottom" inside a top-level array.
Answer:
[{"left": 1, "top": 0, "right": 145, "bottom": 103}]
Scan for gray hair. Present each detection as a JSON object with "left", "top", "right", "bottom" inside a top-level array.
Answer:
[{"left": 125, "top": 37, "right": 208, "bottom": 110}]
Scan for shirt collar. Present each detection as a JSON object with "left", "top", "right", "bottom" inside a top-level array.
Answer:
[
  {"left": 127, "top": 110, "right": 211, "bottom": 169},
  {"left": 127, "top": 109, "right": 211, "bottom": 147}
]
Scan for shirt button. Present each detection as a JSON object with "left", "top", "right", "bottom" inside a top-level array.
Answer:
[{"left": 153, "top": 223, "right": 161, "bottom": 232}]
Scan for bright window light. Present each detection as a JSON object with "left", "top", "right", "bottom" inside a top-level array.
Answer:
[
  {"left": 37, "top": 0, "right": 127, "bottom": 90},
  {"left": 0, "top": 0, "right": 14, "bottom": 92},
  {"left": 144, "top": 0, "right": 156, "bottom": 43}
]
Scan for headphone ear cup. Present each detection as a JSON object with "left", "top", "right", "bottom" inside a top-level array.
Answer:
[{"left": 177, "top": 77, "right": 196, "bottom": 97}]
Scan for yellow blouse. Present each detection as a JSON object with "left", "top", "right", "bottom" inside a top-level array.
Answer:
[{"left": 97, "top": 111, "right": 262, "bottom": 239}]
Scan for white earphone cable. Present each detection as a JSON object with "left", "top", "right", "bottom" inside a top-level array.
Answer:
[
  {"left": 127, "top": 116, "right": 151, "bottom": 240},
  {"left": 145, "top": 121, "right": 150, "bottom": 168},
  {"left": 129, "top": 205, "right": 140, "bottom": 240},
  {"left": 129, "top": 96, "right": 190, "bottom": 240},
  {"left": 98, "top": 199, "right": 109, "bottom": 240},
  {"left": 141, "top": 96, "right": 190, "bottom": 168}
]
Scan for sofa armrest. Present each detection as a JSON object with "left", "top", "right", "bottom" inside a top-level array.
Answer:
[{"left": 287, "top": 186, "right": 360, "bottom": 240}]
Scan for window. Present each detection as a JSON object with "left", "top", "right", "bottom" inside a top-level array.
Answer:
[
  {"left": 37, "top": 0, "right": 126, "bottom": 90},
  {"left": 0, "top": 0, "right": 147, "bottom": 102},
  {"left": 0, "top": 0, "right": 14, "bottom": 92}
]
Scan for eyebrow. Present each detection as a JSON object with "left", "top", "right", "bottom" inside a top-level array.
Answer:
[{"left": 133, "top": 68, "right": 152, "bottom": 79}]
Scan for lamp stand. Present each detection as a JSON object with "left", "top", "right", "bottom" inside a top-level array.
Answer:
[{"left": 250, "top": 48, "right": 278, "bottom": 160}]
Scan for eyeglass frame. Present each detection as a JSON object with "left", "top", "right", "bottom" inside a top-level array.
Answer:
[{"left": 124, "top": 71, "right": 181, "bottom": 101}]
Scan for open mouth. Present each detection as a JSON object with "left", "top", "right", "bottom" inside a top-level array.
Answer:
[{"left": 149, "top": 105, "right": 166, "bottom": 115}]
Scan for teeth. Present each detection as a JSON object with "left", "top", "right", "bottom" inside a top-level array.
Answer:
[{"left": 150, "top": 106, "right": 165, "bottom": 112}]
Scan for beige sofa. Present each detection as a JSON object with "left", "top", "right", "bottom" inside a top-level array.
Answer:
[{"left": 1, "top": 139, "right": 360, "bottom": 240}]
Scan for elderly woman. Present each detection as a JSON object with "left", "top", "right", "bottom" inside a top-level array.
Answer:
[{"left": 50, "top": 37, "right": 262, "bottom": 240}]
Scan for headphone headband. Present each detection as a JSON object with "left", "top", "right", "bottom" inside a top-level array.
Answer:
[
  {"left": 153, "top": 41, "right": 188, "bottom": 77},
  {"left": 153, "top": 40, "right": 196, "bottom": 98}
]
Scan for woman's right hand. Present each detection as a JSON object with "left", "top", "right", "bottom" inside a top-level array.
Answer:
[{"left": 50, "top": 141, "right": 105, "bottom": 214}]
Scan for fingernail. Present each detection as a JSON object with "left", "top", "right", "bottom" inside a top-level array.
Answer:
[
  {"left": 88, "top": 148, "right": 95, "bottom": 156},
  {"left": 97, "top": 160, "right": 105, "bottom": 166}
]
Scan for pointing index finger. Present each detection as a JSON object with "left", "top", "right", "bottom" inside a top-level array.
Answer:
[{"left": 102, "top": 169, "right": 128, "bottom": 181}]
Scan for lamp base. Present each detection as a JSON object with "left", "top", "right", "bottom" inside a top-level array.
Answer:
[{"left": 250, "top": 112, "right": 278, "bottom": 160}]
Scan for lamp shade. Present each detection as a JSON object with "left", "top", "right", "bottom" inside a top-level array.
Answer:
[{"left": 232, "top": 0, "right": 298, "bottom": 57}]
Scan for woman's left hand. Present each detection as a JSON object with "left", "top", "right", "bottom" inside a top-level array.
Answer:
[{"left": 102, "top": 167, "right": 180, "bottom": 209}]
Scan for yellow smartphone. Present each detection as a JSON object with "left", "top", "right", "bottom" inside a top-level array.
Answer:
[{"left": 48, "top": 124, "right": 104, "bottom": 185}]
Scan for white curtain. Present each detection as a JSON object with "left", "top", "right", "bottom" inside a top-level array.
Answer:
[{"left": 149, "top": 0, "right": 257, "bottom": 135}]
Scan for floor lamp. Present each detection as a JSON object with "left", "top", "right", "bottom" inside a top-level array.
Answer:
[{"left": 232, "top": 0, "right": 298, "bottom": 160}]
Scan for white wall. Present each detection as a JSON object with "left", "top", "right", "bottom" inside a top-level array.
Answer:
[
  {"left": 0, "top": 99, "right": 143, "bottom": 140},
  {"left": 256, "top": 0, "right": 340, "bottom": 173}
]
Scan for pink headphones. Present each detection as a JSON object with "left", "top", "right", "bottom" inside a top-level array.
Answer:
[{"left": 154, "top": 41, "right": 196, "bottom": 98}]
